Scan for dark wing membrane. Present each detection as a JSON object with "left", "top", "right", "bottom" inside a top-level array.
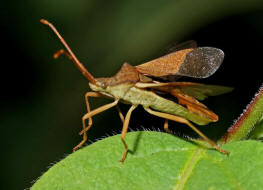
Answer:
[
  {"left": 176, "top": 84, "right": 233, "bottom": 100},
  {"left": 177, "top": 47, "right": 224, "bottom": 78}
]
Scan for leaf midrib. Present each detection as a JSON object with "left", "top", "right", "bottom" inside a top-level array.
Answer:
[{"left": 173, "top": 148, "right": 204, "bottom": 190}]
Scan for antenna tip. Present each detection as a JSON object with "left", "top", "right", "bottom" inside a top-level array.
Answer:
[{"left": 40, "top": 19, "right": 49, "bottom": 25}]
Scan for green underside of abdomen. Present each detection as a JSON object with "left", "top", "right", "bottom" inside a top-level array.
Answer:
[{"left": 121, "top": 87, "right": 213, "bottom": 125}]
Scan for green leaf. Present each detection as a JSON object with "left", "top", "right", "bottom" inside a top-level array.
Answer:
[
  {"left": 248, "top": 115, "right": 263, "bottom": 140},
  {"left": 31, "top": 131, "right": 263, "bottom": 190},
  {"left": 220, "top": 85, "right": 263, "bottom": 143}
]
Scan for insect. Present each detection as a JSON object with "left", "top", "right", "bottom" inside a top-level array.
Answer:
[{"left": 41, "top": 19, "right": 233, "bottom": 162}]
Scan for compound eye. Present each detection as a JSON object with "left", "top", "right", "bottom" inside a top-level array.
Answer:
[{"left": 101, "top": 82, "right": 107, "bottom": 89}]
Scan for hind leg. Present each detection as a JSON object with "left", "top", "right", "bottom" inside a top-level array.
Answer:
[
  {"left": 164, "top": 119, "right": 173, "bottom": 134},
  {"left": 144, "top": 107, "right": 228, "bottom": 155}
]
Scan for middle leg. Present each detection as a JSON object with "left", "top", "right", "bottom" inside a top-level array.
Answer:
[{"left": 120, "top": 105, "right": 137, "bottom": 162}]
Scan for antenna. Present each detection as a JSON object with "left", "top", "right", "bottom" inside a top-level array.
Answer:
[{"left": 40, "top": 19, "right": 96, "bottom": 84}]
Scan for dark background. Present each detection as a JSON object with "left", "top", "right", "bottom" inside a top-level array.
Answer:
[{"left": 2, "top": 1, "right": 263, "bottom": 189}]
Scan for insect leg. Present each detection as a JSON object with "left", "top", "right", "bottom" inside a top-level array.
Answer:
[
  {"left": 120, "top": 105, "right": 137, "bottom": 162},
  {"left": 116, "top": 105, "right": 125, "bottom": 123},
  {"left": 164, "top": 119, "right": 173, "bottom": 134},
  {"left": 73, "top": 99, "right": 119, "bottom": 151},
  {"left": 79, "top": 92, "right": 109, "bottom": 135},
  {"left": 144, "top": 107, "right": 229, "bottom": 155}
]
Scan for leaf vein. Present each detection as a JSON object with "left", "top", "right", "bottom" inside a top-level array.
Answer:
[{"left": 173, "top": 148, "right": 204, "bottom": 190}]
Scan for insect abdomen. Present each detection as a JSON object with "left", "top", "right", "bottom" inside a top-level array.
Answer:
[{"left": 124, "top": 87, "right": 213, "bottom": 125}]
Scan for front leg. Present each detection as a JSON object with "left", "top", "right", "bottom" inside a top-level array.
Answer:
[
  {"left": 79, "top": 92, "right": 104, "bottom": 135},
  {"left": 73, "top": 92, "right": 118, "bottom": 151}
]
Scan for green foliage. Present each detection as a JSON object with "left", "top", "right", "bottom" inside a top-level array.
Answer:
[
  {"left": 248, "top": 115, "right": 263, "bottom": 140},
  {"left": 31, "top": 131, "right": 263, "bottom": 190},
  {"left": 220, "top": 86, "right": 263, "bottom": 143}
]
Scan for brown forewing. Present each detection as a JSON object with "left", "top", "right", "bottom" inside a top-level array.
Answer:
[{"left": 135, "top": 48, "right": 193, "bottom": 77}]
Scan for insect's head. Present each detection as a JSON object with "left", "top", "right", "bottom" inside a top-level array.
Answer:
[
  {"left": 92, "top": 80, "right": 107, "bottom": 89},
  {"left": 89, "top": 82, "right": 103, "bottom": 92},
  {"left": 89, "top": 81, "right": 114, "bottom": 99}
]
